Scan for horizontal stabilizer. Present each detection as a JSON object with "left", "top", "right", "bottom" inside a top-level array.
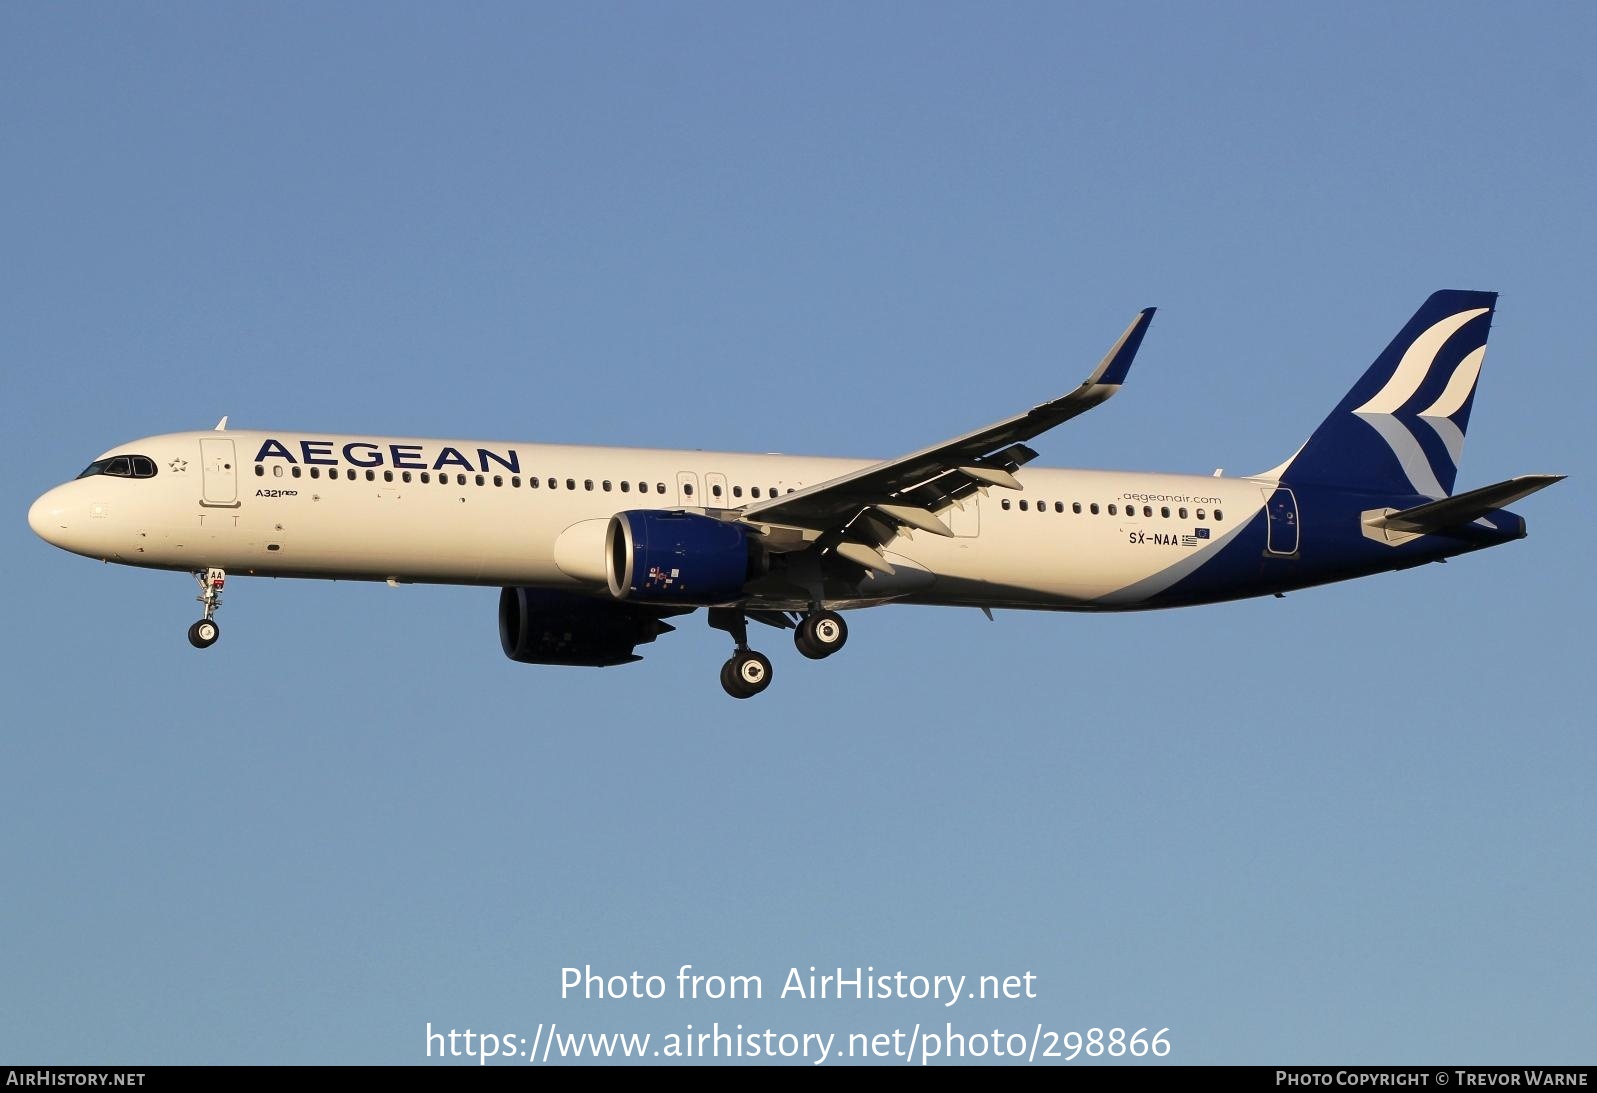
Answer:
[{"left": 1374, "top": 475, "right": 1564, "bottom": 534}]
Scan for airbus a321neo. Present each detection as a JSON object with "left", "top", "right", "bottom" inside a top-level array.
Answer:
[{"left": 29, "top": 291, "right": 1562, "bottom": 697}]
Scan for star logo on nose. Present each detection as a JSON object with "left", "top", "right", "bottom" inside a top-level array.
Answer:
[{"left": 169, "top": 459, "right": 188, "bottom": 472}]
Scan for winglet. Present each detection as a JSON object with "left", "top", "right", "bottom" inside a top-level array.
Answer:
[{"left": 1087, "top": 307, "right": 1156, "bottom": 388}]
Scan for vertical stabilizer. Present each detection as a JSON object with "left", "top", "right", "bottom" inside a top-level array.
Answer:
[{"left": 1270, "top": 290, "right": 1496, "bottom": 497}]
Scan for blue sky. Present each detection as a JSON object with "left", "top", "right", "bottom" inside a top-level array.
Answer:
[{"left": 3, "top": 2, "right": 1592, "bottom": 1065}]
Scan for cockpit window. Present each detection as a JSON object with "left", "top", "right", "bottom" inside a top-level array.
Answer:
[{"left": 76, "top": 455, "right": 159, "bottom": 480}]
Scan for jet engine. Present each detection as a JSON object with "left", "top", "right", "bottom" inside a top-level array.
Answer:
[
  {"left": 498, "top": 586, "right": 684, "bottom": 667},
  {"left": 605, "top": 510, "right": 761, "bottom": 605}
]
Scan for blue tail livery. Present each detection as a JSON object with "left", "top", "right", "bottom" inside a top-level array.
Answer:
[{"left": 1273, "top": 289, "right": 1496, "bottom": 497}]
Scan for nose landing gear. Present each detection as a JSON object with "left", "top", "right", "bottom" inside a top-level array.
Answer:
[{"left": 188, "top": 568, "right": 225, "bottom": 649}]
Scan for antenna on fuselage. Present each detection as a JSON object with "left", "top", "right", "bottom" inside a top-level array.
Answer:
[{"left": 213, "top": 416, "right": 229, "bottom": 431}]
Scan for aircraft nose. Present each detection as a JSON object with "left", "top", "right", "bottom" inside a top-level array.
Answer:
[{"left": 28, "top": 488, "right": 69, "bottom": 545}]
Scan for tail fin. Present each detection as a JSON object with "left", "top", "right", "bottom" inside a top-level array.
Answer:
[{"left": 1269, "top": 290, "right": 1497, "bottom": 496}]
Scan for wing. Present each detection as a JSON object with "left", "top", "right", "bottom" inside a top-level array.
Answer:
[{"left": 740, "top": 307, "right": 1156, "bottom": 567}]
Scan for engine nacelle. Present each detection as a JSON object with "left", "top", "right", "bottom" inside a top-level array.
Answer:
[
  {"left": 607, "top": 510, "right": 758, "bottom": 604},
  {"left": 498, "top": 587, "right": 680, "bottom": 667}
]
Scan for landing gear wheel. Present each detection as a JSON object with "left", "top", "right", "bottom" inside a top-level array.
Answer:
[
  {"left": 795, "top": 610, "right": 848, "bottom": 660},
  {"left": 189, "top": 568, "right": 226, "bottom": 649},
  {"left": 721, "top": 650, "right": 773, "bottom": 699}
]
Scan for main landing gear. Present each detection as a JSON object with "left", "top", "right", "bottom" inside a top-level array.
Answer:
[
  {"left": 794, "top": 609, "right": 847, "bottom": 660},
  {"left": 709, "top": 607, "right": 849, "bottom": 698},
  {"left": 709, "top": 608, "right": 770, "bottom": 699},
  {"left": 188, "top": 568, "right": 225, "bottom": 649}
]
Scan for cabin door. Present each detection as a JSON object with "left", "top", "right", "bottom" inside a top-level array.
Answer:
[{"left": 199, "top": 438, "right": 239, "bottom": 507}]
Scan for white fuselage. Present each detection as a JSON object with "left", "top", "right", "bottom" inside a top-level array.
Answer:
[{"left": 29, "top": 429, "right": 1269, "bottom": 612}]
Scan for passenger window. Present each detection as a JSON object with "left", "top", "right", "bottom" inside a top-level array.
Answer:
[
  {"left": 1001, "top": 499, "right": 1011, "bottom": 510},
  {"left": 309, "top": 467, "right": 320, "bottom": 479},
  {"left": 733, "top": 486, "right": 742, "bottom": 498},
  {"left": 566, "top": 479, "right": 575, "bottom": 491},
  {"left": 255, "top": 465, "right": 265, "bottom": 477},
  {"left": 1179, "top": 507, "right": 1187, "bottom": 519},
  {"left": 1214, "top": 509, "right": 1224, "bottom": 521},
  {"left": 1161, "top": 506, "right": 1169, "bottom": 518},
  {"left": 511, "top": 476, "right": 520, "bottom": 488},
  {"left": 712, "top": 484, "right": 723, "bottom": 498},
  {"left": 383, "top": 470, "right": 393, "bottom": 482},
  {"left": 476, "top": 474, "right": 486, "bottom": 486},
  {"left": 684, "top": 483, "right": 694, "bottom": 497},
  {"left": 1143, "top": 505, "right": 1152, "bottom": 517},
  {"left": 366, "top": 470, "right": 376, "bottom": 481},
  {"left": 657, "top": 483, "right": 666, "bottom": 494},
  {"left": 584, "top": 480, "right": 593, "bottom": 491},
  {"left": 752, "top": 487, "right": 761, "bottom": 499},
  {"left": 1019, "top": 499, "right": 1028, "bottom": 511},
  {"left": 620, "top": 481, "right": 630, "bottom": 493},
  {"left": 493, "top": 475, "right": 502, "bottom": 487},
  {"left": 273, "top": 465, "right": 285, "bottom": 478},
  {"left": 1055, "top": 502, "right": 1064, "bottom": 513},
  {"left": 1108, "top": 504, "right": 1118, "bottom": 515},
  {"left": 457, "top": 474, "right": 467, "bottom": 485},
  {"left": 346, "top": 469, "right": 356, "bottom": 480},
  {"left": 421, "top": 472, "right": 430, "bottom": 484},
  {"left": 1196, "top": 508, "right": 1205, "bottom": 519},
  {"left": 1090, "top": 503, "right": 1100, "bottom": 514},
  {"left": 1072, "top": 502, "right": 1081, "bottom": 514}
]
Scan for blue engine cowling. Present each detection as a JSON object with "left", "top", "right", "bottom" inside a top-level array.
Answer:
[
  {"left": 498, "top": 587, "right": 685, "bottom": 667},
  {"left": 607, "top": 510, "right": 756, "bottom": 604}
]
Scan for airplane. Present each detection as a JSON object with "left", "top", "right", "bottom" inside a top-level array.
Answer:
[{"left": 28, "top": 290, "right": 1562, "bottom": 698}]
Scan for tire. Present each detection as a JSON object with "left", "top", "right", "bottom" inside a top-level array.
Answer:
[
  {"left": 795, "top": 611, "right": 848, "bottom": 660},
  {"left": 720, "top": 657, "right": 745, "bottom": 698},
  {"left": 188, "top": 619, "right": 220, "bottom": 649},
  {"left": 729, "top": 650, "right": 772, "bottom": 697}
]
